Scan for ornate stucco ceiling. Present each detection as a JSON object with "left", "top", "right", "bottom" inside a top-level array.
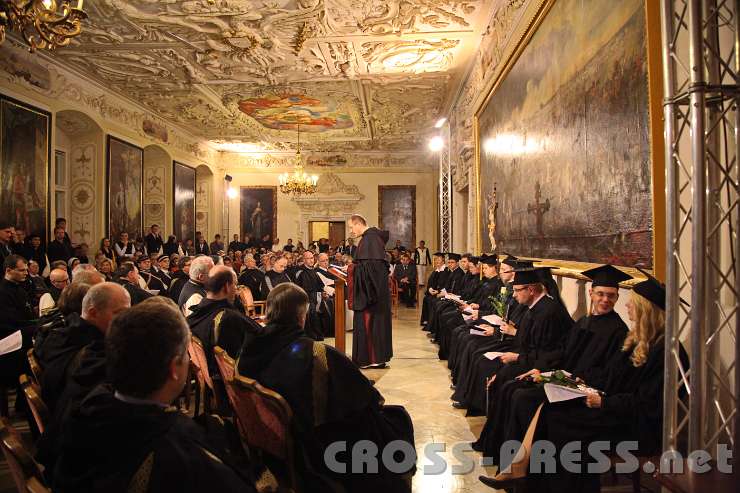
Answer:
[{"left": 41, "top": 0, "right": 494, "bottom": 153}]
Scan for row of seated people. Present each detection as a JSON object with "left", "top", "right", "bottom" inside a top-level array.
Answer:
[
  {"left": 26, "top": 258, "right": 414, "bottom": 492},
  {"left": 419, "top": 252, "right": 688, "bottom": 492}
]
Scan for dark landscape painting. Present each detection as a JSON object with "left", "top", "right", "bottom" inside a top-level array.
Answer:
[
  {"left": 173, "top": 161, "right": 195, "bottom": 244},
  {"left": 240, "top": 187, "right": 276, "bottom": 242},
  {"left": 478, "top": 0, "right": 654, "bottom": 267},
  {"left": 0, "top": 96, "right": 50, "bottom": 244},
  {"left": 379, "top": 185, "right": 416, "bottom": 249},
  {"left": 107, "top": 136, "right": 143, "bottom": 240}
]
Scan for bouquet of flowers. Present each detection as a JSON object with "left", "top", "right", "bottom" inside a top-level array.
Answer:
[{"left": 488, "top": 285, "right": 510, "bottom": 318}]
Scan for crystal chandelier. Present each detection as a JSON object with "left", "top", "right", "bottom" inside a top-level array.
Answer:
[
  {"left": 0, "top": 0, "right": 87, "bottom": 52},
  {"left": 278, "top": 124, "right": 319, "bottom": 196}
]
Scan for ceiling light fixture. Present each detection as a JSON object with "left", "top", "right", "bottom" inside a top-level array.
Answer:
[
  {"left": 0, "top": 0, "right": 87, "bottom": 52},
  {"left": 429, "top": 135, "right": 444, "bottom": 152},
  {"left": 434, "top": 117, "right": 447, "bottom": 128},
  {"left": 278, "top": 124, "right": 319, "bottom": 196}
]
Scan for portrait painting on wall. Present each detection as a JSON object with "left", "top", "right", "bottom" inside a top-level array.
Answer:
[
  {"left": 173, "top": 161, "right": 195, "bottom": 245},
  {"left": 378, "top": 185, "right": 416, "bottom": 250},
  {"left": 0, "top": 95, "right": 50, "bottom": 245},
  {"left": 240, "top": 186, "right": 276, "bottom": 244},
  {"left": 477, "top": 0, "right": 656, "bottom": 268},
  {"left": 106, "top": 136, "right": 143, "bottom": 241}
]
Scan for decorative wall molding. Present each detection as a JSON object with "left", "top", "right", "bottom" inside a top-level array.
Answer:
[{"left": 292, "top": 173, "right": 364, "bottom": 241}]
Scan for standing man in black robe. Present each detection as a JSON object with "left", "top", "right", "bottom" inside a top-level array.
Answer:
[
  {"left": 294, "top": 251, "right": 327, "bottom": 341},
  {"left": 347, "top": 214, "right": 393, "bottom": 369}
]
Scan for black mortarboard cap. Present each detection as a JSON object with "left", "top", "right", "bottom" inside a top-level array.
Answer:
[
  {"left": 469, "top": 256, "right": 480, "bottom": 265},
  {"left": 514, "top": 259, "right": 534, "bottom": 269},
  {"left": 512, "top": 268, "right": 541, "bottom": 285},
  {"left": 501, "top": 252, "right": 518, "bottom": 267},
  {"left": 633, "top": 267, "right": 666, "bottom": 310},
  {"left": 447, "top": 253, "right": 461, "bottom": 261},
  {"left": 480, "top": 254, "right": 498, "bottom": 265},
  {"left": 433, "top": 251, "right": 445, "bottom": 258},
  {"left": 582, "top": 264, "right": 632, "bottom": 288}
]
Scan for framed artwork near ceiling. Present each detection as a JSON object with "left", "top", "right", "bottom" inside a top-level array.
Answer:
[
  {"left": 173, "top": 161, "right": 196, "bottom": 245},
  {"left": 240, "top": 186, "right": 277, "bottom": 243},
  {"left": 106, "top": 135, "right": 143, "bottom": 241},
  {"left": 378, "top": 185, "right": 416, "bottom": 250},
  {"left": 0, "top": 94, "right": 51, "bottom": 245},
  {"left": 475, "top": 0, "right": 665, "bottom": 280}
]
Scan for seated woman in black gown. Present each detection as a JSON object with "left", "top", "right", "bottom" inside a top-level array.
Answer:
[
  {"left": 480, "top": 273, "right": 688, "bottom": 493},
  {"left": 237, "top": 283, "right": 415, "bottom": 493}
]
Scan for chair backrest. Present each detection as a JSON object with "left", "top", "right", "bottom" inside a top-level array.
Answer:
[
  {"left": 230, "top": 372, "right": 293, "bottom": 462},
  {"left": 188, "top": 336, "right": 214, "bottom": 392},
  {"left": 213, "top": 347, "right": 237, "bottom": 406},
  {"left": 0, "top": 418, "right": 49, "bottom": 492},
  {"left": 19, "top": 375, "right": 49, "bottom": 435},
  {"left": 27, "top": 349, "right": 42, "bottom": 384},
  {"left": 237, "top": 285, "right": 255, "bottom": 315}
]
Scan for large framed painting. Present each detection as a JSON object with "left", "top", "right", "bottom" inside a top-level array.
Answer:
[
  {"left": 173, "top": 161, "right": 195, "bottom": 245},
  {"left": 0, "top": 95, "right": 51, "bottom": 245},
  {"left": 475, "top": 0, "right": 665, "bottom": 276},
  {"left": 240, "top": 186, "right": 276, "bottom": 243},
  {"left": 106, "top": 136, "right": 143, "bottom": 241},
  {"left": 378, "top": 185, "right": 416, "bottom": 250}
]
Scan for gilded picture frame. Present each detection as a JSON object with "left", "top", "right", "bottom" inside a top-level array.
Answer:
[
  {"left": 474, "top": 0, "right": 666, "bottom": 284},
  {"left": 106, "top": 135, "right": 144, "bottom": 241},
  {"left": 0, "top": 94, "right": 51, "bottom": 245}
]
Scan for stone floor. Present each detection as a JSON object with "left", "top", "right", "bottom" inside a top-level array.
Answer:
[{"left": 340, "top": 303, "right": 500, "bottom": 493}]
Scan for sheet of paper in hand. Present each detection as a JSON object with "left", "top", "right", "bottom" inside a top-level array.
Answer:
[
  {"left": 0, "top": 330, "right": 23, "bottom": 356},
  {"left": 482, "top": 314, "right": 504, "bottom": 326},
  {"left": 470, "top": 327, "right": 488, "bottom": 336},
  {"left": 484, "top": 351, "right": 505, "bottom": 360},
  {"left": 544, "top": 383, "right": 600, "bottom": 403}
]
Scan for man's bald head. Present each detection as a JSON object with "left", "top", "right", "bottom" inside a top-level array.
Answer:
[
  {"left": 50, "top": 268, "right": 69, "bottom": 283},
  {"left": 82, "top": 282, "right": 131, "bottom": 334},
  {"left": 205, "top": 265, "right": 237, "bottom": 302}
]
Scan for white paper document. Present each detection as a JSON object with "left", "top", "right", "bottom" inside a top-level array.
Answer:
[
  {"left": 324, "top": 286, "right": 336, "bottom": 296},
  {"left": 462, "top": 312, "right": 475, "bottom": 321},
  {"left": 317, "top": 272, "right": 335, "bottom": 286},
  {"left": 483, "top": 351, "right": 505, "bottom": 360},
  {"left": 0, "top": 330, "right": 23, "bottom": 356},
  {"left": 469, "top": 328, "right": 488, "bottom": 336},
  {"left": 482, "top": 314, "right": 504, "bottom": 326},
  {"left": 543, "top": 383, "right": 599, "bottom": 403}
]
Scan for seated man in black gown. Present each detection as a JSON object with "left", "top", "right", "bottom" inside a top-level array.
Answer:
[
  {"left": 52, "top": 298, "right": 264, "bottom": 492},
  {"left": 237, "top": 283, "right": 415, "bottom": 493},
  {"left": 392, "top": 252, "right": 417, "bottom": 308}
]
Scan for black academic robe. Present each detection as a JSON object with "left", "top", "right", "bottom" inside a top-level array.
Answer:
[
  {"left": 237, "top": 324, "right": 413, "bottom": 493},
  {"left": 452, "top": 295, "right": 573, "bottom": 415},
  {"left": 264, "top": 270, "right": 292, "bottom": 292},
  {"left": 421, "top": 267, "right": 465, "bottom": 332},
  {"left": 428, "top": 272, "right": 479, "bottom": 339},
  {"left": 293, "top": 266, "right": 326, "bottom": 341},
  {"left": 420, "top": 268, "right": 449, "bottom": 325},
  {"left": 0, "top": 279, "right": 35, "bottom": 389},
  {"left": 51, "top": 385, "right": 259, "bottom": 493},
  {"left": 436, "top": 276, "right": 503, "bottom": 360},
  {"left": 474, "top": 310, "right": 629, "bottom": 460},
  {"left": 315, "top": 268, "right": 337, "bottom": 337},
  {"left": 526, "top": 337, "right": 689, "bottom": 493},
  {"left": 168, "top": 272, "right": 188, "bottom": 304},
  {"left": 238, "top": 269, "right": 267, "bottom": 301},
  {"left": 122, "top": 281, "right": 154, "bottom": 305},
  {"left": 349, "top": 227, "right": 393, "bottom": 367},
  {"left": 392, "top": 263, "right": 417, "bottom": 307},
  {"left": 140, "top": 269, "right": 166, "bottom": 294},
  {"left": 37, "top": 313, "right": 104, "bottom": 413}
]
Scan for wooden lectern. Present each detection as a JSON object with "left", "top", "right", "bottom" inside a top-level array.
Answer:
[{"left": 333, "top": 275, "right": 346, "bottom": 354}]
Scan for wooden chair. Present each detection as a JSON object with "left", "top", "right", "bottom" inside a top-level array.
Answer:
[
  {"left": 238, "top": 285, "right": 266, "bottom": 318},
  {"left": 0, "top": 418, "right": 50, "bottom": 493},
  {"left": 390, "top": 277, "right": 399, "bottom": 313},
  {"left": 19, "top": 375, "right": 49, "bottom": 435},
  {"left": 188, "top": 337, "right": 216, "bottom": 415},
  {"left": 27, "top": 349, "right": 42, "bottom": 385},
  {"left": 229, "top": 371, "right": 298, "bottom": 491}
]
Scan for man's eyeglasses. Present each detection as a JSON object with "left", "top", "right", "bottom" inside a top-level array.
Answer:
[
  {"left": 593, "top": 291, "right": 618, "bottom": 300},
  {"left": 512, "top": 286, "right": 528, "bottom": 293}
]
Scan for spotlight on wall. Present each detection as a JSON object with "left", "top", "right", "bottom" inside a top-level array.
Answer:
[
  {"left": 434, "top": 117, "right": 447, "bottom": 128},
  {"left": 429, "top": 135, "right": 444, "bottom": 152},
  {"left": 226, "top": 187, "right": 237, "bottom": 199}
]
